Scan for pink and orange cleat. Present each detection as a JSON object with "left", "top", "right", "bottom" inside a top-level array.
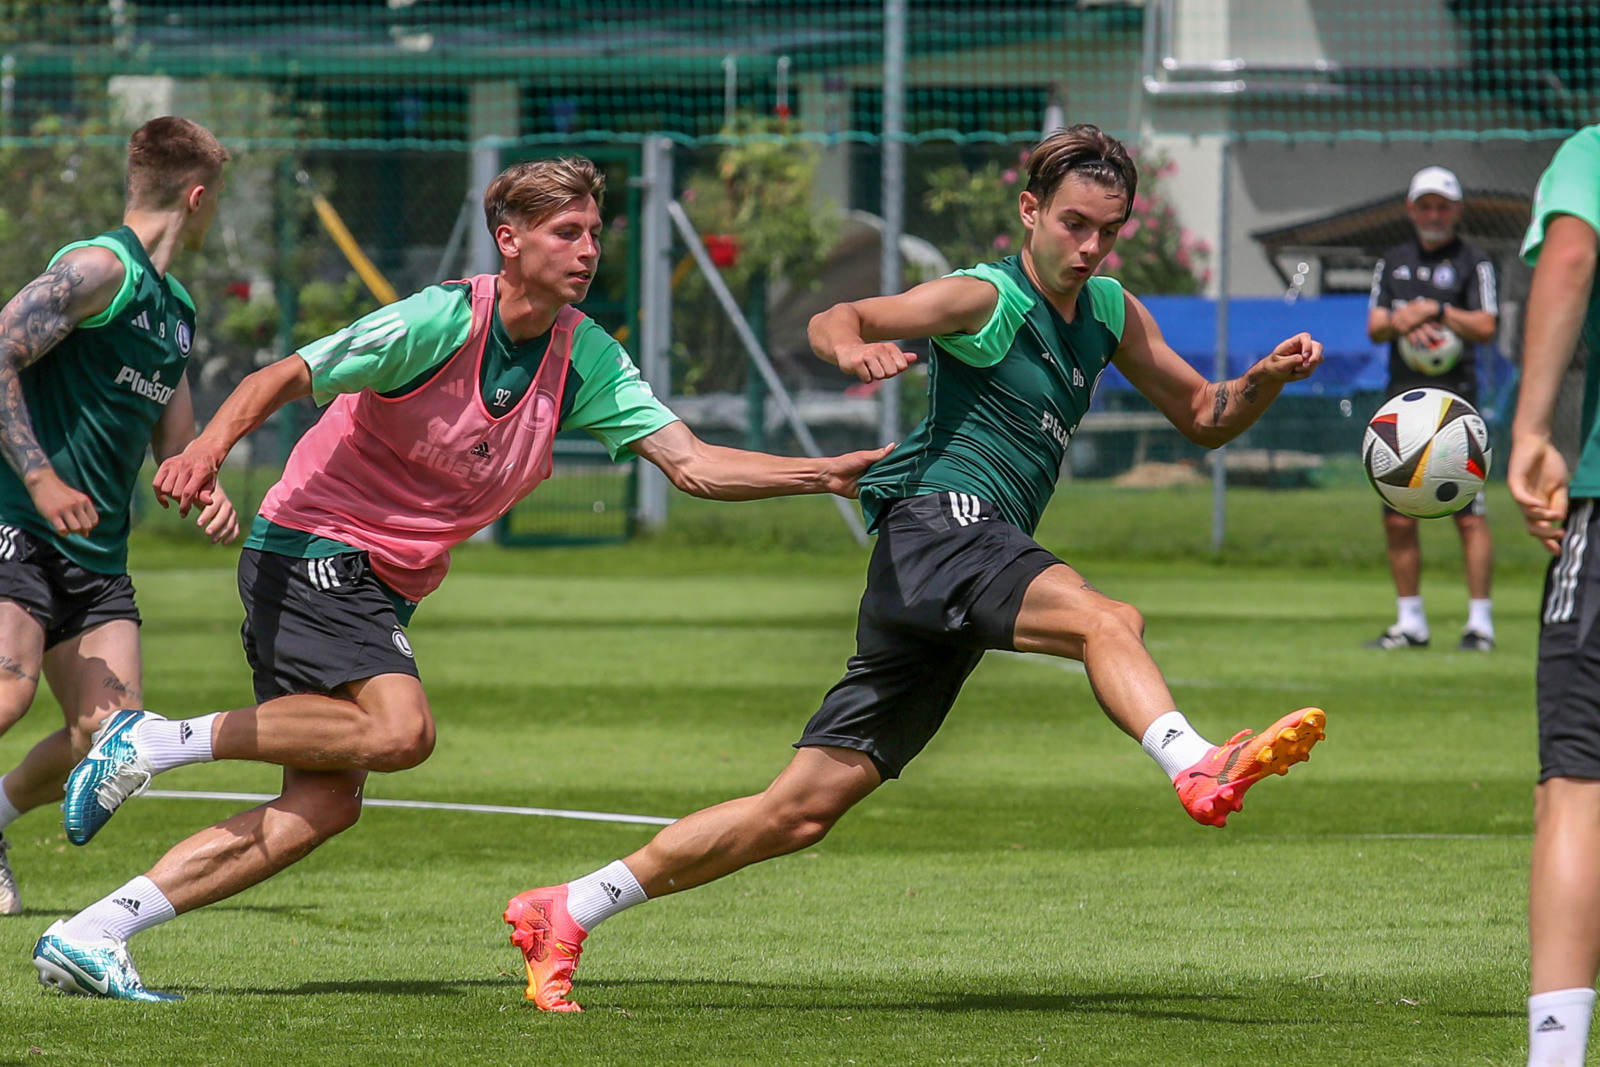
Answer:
[
  {"left": 1174, "top": 707, "right": 1326, "bottom": 827},
  {"left": 504, "top": 885, "right": 588, "bottom": 1012}
]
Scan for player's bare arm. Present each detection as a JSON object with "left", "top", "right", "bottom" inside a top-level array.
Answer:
[
  {"left": 1115, "top": 292, "right": 1322, "bottom": 449},
  {"left": 151, "top": 376, "right": 239, "bottom": 544},
  {"left": 153, "top": 354, "right": 313, "bottom": 515},
  {"left": 629, "top": 420, "right": 890, "bottom": 500},
  {"left": 1511, "top": 214, "right": 1596, "bottom": 553},
  {"left": 0, "top": 247, "right": 125, "bottom": 535},
  {"left": 809, "top": 275, "right": 999, "bottom": 383}
]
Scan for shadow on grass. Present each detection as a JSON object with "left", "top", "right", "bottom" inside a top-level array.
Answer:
[
  {"left": 196, "top": 977, "right": 508, "bottom": 997},
  {"left": 204, "top": 975, "right": 1267, "bottom": 1023}
]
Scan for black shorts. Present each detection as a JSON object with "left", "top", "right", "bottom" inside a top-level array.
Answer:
[
  {"left": 238, "top": 548, "right": 419, "bottom": 704},
  {"left": 0, "top": 524, "right": 140, "bottom": 649},
  {"left": 1538, "top": 499, "right": 1600, "bottom": 781},
  {"left": 796, "top": 493, "right": 1062, "bottom": 780}
]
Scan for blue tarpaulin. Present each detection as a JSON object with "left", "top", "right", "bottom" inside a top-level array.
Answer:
[{"left": 1094, "top": 294, "right": 1508, "bottom": 402}]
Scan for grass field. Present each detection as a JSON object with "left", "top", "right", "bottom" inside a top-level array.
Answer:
[{"left": 0, "top": 485, "right": 1549, "bottom": 1064}]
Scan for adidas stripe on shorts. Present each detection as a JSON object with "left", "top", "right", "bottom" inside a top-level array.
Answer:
[{"left": 1537, "top": 499, "right": 1600, "bottom": 780}]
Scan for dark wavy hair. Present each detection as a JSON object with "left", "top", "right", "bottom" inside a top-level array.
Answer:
[{"left": 1025, "top": 123, "right": 1138, "bottom": 222}]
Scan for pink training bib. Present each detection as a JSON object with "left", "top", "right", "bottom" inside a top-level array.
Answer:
[{"left": 258, "top": 273, "right": 576, "bottom": 601}]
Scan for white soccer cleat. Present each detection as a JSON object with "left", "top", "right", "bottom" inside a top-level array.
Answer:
[{"left": 0, "top": 833, "right": 20, "bottom": 915}]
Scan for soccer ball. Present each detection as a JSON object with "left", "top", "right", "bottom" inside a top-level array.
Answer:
[
  {"left": 1362, "top": 388, "right": 1491, "bottom": 518},
  {"left": 1397, "top": 326, "right": 1464, "bottom": 376}
]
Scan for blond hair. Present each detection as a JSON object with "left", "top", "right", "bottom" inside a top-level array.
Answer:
[{"left": 483, "top": 157, "right": 605, "bottom": 234}]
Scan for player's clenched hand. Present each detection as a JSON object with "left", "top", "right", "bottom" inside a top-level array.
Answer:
[
  {"left": 27, "top": 470, "right": 97, "bottom": 537},
  {"left": 195, "top": 482, "right": 240, "bottom": 545},
  {"left": 819, "top": 444, "right": 894, "bottom": 498},
  {"left": 1259, "top": 332, "right": 1323, "bottom": 382},
  {"left": 153, "top": 444, "right": 220, "bottom": 518},
  {"left": 1509, "top": 435, "right": 1570, "bottom": 554},
  {"left": 836, "top": 342, "right": 917, "bottom": 383}
]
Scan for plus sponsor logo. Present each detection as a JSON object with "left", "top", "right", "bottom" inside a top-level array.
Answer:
[
  {"left": 405, "top": 439, "right": 496, "bottom": 482},
  {"left": 1040, "top": 410, "right": 1073, "bottom": 450},
  {"left": 113, "top": 366, "right": 176, "bottom": 406}
]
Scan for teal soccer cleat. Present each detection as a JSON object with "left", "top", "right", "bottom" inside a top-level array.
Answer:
[
  {"left": 63, "top": 708, "right": 161, "bottom": 846},
  {"left": 32, "top": 922, "right": 181, "bottom": 1001}
]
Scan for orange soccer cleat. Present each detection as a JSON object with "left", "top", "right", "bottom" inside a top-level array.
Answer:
[
  {"left": 1174, "top": 708, "right": 1326, "bottom": 827},
  {"left": 504, "top": 885, "right": 588, "bottom": 1012}
]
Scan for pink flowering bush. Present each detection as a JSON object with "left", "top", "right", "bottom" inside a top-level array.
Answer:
[{"left": 921, "top": 149, "right": 1210, "bottom": 295}]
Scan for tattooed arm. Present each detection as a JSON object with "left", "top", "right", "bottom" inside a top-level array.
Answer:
[
  {"left": 1112, "top": 292, "right": 1323, "bottom": 449},
  {"left": 0, "top": 247, "right": 125, "bottom": 535}
]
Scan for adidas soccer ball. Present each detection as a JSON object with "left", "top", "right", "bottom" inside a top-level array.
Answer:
[
  {"left": 1397, "top": 326, "right": 1464, "bottom": 376},
  {"left": 1362, "top": 388, "right": 1491, "bottom": 518}
]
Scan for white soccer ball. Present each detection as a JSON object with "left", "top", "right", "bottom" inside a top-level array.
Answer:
[
  {"left": 1362, "top": 388, "right": 1491, "bottom": 518},
  {"left": 1397, "top": 326, "right": 1464, "bottom": 376}
]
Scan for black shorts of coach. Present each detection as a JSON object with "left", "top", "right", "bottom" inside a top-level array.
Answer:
[
  {"left": 1537, "top": 499, "right": 1600, "bottom": 781},
  {"left": 0, "top": 524, "right": 140, "bottom": 649},
  {"left": 238, "top": 548, "right": 419, "bottom": 705},
  {"left": 796, "top": 493, "right": 1062, "bottom": 780}
]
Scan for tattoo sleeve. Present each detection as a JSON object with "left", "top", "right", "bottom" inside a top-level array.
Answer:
[{"left": 0, "top": 261, "right": 88, "bottom": 479}]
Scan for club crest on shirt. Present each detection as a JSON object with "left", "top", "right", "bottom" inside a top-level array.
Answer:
[
  {"left": 176, "top": 320, "right": 192, "bottom": 355},
  {"left": 1431, "top": 263, "right": 1456, "bottom": 289}
]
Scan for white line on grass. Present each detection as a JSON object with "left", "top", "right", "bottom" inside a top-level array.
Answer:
[{"left": 142, "top": 790, "right": 676, "bottom": 827}]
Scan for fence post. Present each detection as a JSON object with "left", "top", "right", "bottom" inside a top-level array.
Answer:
[
  {"left": 746, "top": 269, "right": 768, "bottom": 451},
  {"left": 637, "top": 135, "right": 674, "bottom": 529},
  {"left": 878, "top": 0, "right": 907, "bottom": 448},
  {"left": 1211, "top": 136, "right": 1231, "bottom": 553},
  {"left": 273, "top": 156, "right": 301, "bottom": 465}
]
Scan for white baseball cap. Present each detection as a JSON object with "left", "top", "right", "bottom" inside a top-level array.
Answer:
[{"left": 1408, "top": 166, "right": 1463, "bottom": 203}]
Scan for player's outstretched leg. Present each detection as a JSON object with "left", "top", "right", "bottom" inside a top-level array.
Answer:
[
  {"left": 505, "top": 747, "right": 879, "bottom": 1011},
  {"left": 1172, "top": 707, "right": 1326, "bottom": 827}
]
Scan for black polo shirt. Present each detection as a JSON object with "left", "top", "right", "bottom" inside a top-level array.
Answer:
[{"left": 1368, "top": 235, "right": 1497, "bottom": 400}]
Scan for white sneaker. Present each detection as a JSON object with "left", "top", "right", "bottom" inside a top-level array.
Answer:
[{"left": 0, "top": 834, "right": 19, "bottom": 914}]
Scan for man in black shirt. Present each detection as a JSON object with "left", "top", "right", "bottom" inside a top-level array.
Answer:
[{"left": 1366, "top": 166, "right": 1500, "bottom": 651}]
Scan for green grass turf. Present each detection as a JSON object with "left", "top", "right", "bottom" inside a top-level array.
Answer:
[{"left": 0, "top": 485, "right": 1546, "bottom": 1064}]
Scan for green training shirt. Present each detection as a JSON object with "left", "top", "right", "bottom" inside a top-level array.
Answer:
[
  {"left": 245, "top": 280, "right": 678, "bottom": 601},
  {"left": 1522, "top": 123, "right": 1600, "bottom": 498},
  {"left": 856, "top": 256, "right": 1125, "bottom": 534},
  {"left": 0, "top": 226, "right": 195, "bottom": 574}
]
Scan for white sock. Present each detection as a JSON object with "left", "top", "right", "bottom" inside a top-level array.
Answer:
[
  {"left": 1529, "top": 987, "right": 1596, "bottom": 1066},
  {"left": 1397, "top": 596, "right": 1428, "bottom": 638},
  {"left": 134, "top": 713, "right": 218, "bottom": 775},
  {"left": 565, "top": 860, "right": 648, "bottom": 932},
  {"left": 1141, "top": 712, "right": 1215, "bottom": 780},
  {"left": 59, "top": 876, "right": 177, "bottom": 944},
  {"left": 0, "top": 775, "right": 21, "bottom": 831},
  {"left": 1468, "top": 598, "right": 1494, "bottom": 638}
]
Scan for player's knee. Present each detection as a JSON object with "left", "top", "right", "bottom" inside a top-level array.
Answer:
[
  {"left": 767, "top": 797, "right": 850, "bottom": 852},
  {"left": 776, "top": 811, "right": 835, "bottom": 851},
  {"left": 305, "top": 790, "right": 364, "bottom": 838},
  {"left": 370, "top": 716, "right": 435, "bottom": 771},
  {"left": 1088, "top": 598, "right": 1145, "bottom": 641}
]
